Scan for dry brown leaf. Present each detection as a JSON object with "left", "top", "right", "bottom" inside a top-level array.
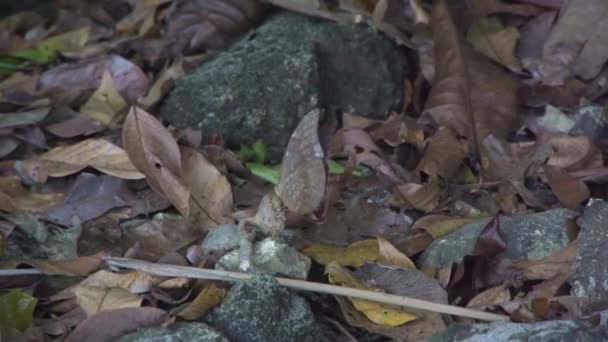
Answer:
[
  {"left": 546, "top": 134, "right": 602, "bottom": 171},
  {"left": 422, "top": 0, "right": 519, "bottom": 152},
  {"left": 415, "top": 127, "right": 466, "bottom": 179},
  {"left": 178, "top": 283, "right": 226, "bottom": 320},
  {"left": 544, "top": 165, "right": 589, "bottom": 209},
  {"left": 38, "top": 138, "right": 144, "bottom": 179},
  {"left": 181, "top": 146, "right": 234, "bottom": 228},
  {"left": 75, "top": 270, "right": 158, "bottom": 294},
  {"left": 122, "top": 106, "right": 190, "bottom": 217}
]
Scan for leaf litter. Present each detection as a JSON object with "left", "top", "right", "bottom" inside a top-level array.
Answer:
[{"left": 2, "top": 0, "right": 608, "bottom": 340}]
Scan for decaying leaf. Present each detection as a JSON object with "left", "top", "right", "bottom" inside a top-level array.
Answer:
[
  {"left": 422, "top": 0, "right": 519, "bottom": 153},
  {"left": 181, "top": 146, "right": 234, "bottom": 228},
  {"left": 122, "top": 106, "right": 190, "bottom": 217},
  {"left": 326, "top": 262, "right": 418, "bottom": 326},
  {"left": 276, "top": 110, "right": 327, "bottom": 215},
  {"left": 467, "top": 17, "right": 522, "bottom": 71},
  {"left": 178, "top": 283, "right": 225, "bottom": 320}
]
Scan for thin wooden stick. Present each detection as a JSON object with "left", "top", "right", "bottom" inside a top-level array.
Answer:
[{"left": 105, "top": 257, "right": 509, "bottom": 322}]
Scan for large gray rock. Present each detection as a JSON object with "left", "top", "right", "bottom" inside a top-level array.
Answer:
[
  {"left": 207, "top": 274, "right": 321, "bottom": 342},
  {"left": 418, "top": 209, "right": 577, "bottom": 268},
  {"left": 161, "top": 11, "right": 408, "bottom": 160},
  {"left": 572, "top": 200, "right": 608, "bottom": 307},
  {"left": 428, "top": 320, "right": 608, "bottom": 342},
  {"left": 117, "top": 322, "right": 227, "bottom": 342}
]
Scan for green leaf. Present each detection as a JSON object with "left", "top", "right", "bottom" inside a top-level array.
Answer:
[
  {"left": 246, "top": 162, "right": 280, "bottom": 185},
  {"left": 9, "top": 27, "right": 89, "bottom": 65},
  {"left": 239, "top": 140, "right": 267, "bottom": 164},
  {"left": 0, "top": 291, "right": 37, "bottom": 331}
]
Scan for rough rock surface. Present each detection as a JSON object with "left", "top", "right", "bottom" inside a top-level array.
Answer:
[
  {"left": 207, "top": 274, "right": 321, "bottom": 342},
  {"left": 418, "top": 209, "right": 577, "bottom": 268},
  {"left": 572, "top": 200, "right": 608, "bottom": 308},
  {"left": 161, "top": 11, "right": 408, "bottom": 160},
  {"left": 428, "top": 320, "right": 608, "bottom": 342},
  {"left": 117, "top": 322, "right": 227, "bottom": 342}
]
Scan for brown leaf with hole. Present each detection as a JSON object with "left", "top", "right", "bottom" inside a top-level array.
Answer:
[
  {"left": 122, "top": 106, "right": 190, "bottom": 217},
  {"left": 276, "top": 110, "right": 327, "bottom": 215},
  {"left": 544, "top": 165, "right": 589, "bottom": 209},
  {"left": 181, "top": 146, "right": 234, "bottom": 228},
  {"left": 65, "top": 307, "right": 167, "bottom": 342},
  {"left": 422, "top": 1, "right": 519, "bottom": 150}
]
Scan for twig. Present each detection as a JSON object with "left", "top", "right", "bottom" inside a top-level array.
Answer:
[
  {"left": 0, "top": 268, "right": 43, "bottom": 276},
  {"left": 105, "top": 257, "right": 509, "bottom": 322}
]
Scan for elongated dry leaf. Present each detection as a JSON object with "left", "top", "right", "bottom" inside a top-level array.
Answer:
[
  {"left": 181, "top": 146, "right": 233, "bottom": 228},
  {"left": 138, "top": 59, "right": 184, "bottom": 109},
  {"left": 377, "top": 238, "right": 416, "bottom": 269},
  {"left": 276, "top": 110, "right": 327, "bottom": 215},
  {"left": 422, "top": 0, "right": 519, "bottom": 151},
  {"left": 122, "top": 106, "right": 190, "bottom": 217},
  {"left": 415, "top": 127, "right": 466, "bottom": 179}
]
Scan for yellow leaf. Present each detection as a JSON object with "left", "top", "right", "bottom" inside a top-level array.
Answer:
[
  {"left": 302, "top": 240, "right": 379, "bottom": 267},
  {"left": 326, "top": 262, "right": 418, "bottom": 326},
  {"left": 178, "top": 283, "right": 226, "bottom": 320},
  {"left": 80, "top": 70, "right": 127, "bottom": 125}
]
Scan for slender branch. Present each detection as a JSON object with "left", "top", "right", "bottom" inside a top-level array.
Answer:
[{"left": 105, "top": 257, "right": 509, "bottom": 322}]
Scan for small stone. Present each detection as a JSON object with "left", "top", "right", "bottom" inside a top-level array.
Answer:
[
  {"left": 207, "top": 274, "right": 321, "bottom": 342},
  {"left": 571, "top": 106, "right": 608, "bottom": 145},
  {"left": 200, "top": 224, "right": 240, "bottom": 253},
  {"left": 217, "top": 237, "right": 311, "bottom": 280},
  {"left": 418, "top": 209, "right": 576, "bottom": 268},
  {"left": 117, "top": 322, "right": 227, "bottom": 342}
]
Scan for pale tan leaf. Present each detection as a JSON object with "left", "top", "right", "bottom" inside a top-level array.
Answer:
[
  {"left": 80, "top": 70, "right": 127, "bottom": 125},
  {"left": 39, "top": 139, "right": 144, "bottom": 179},
  {"left": 467, "top": 284, "right": 511, "bottom": 308},
  {"left": 74, "top": 286, "right": 143, "bottom": 317},
  {"left": 181, "top": 146, "right": 234, "bottom": 229},
  {"left": 377, "top": 237, "right": 416, "bottom": 270},
  {"left": 416, "top": 127, "right": 466, "bottom": 179},
  {"left": 138, "top": 59, "right": 185, "bottom": 109},
  {"left": 178, "top": 283, "right": 226, "bottom": 320}
]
